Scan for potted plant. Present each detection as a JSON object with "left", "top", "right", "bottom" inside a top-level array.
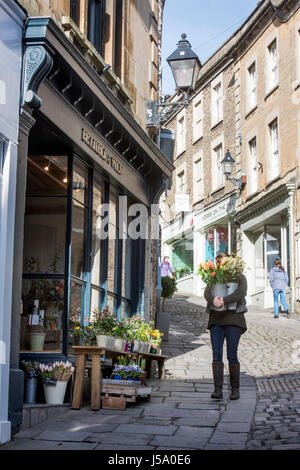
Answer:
[
  {"left": 112, "top": 364, "right": 144, "bottom": 382},
  {"left": 127, "top": 314, "right": 144, "bottom": 352},
  {"left": 21, "top": 361, "right": 40, "bottom": 404},
  {"left": 73, "top": 323, "right": 96, "bottom": 346},
  {"left": 111, "top": 321, "right": 127, "bottom": 352},
  {"left": 161, "top": 276, "right": 177, "bottom": 312},
  {"left": 39, "top": 361, "right": 74, "bottom": 405},
  {"left": 94, "top": 307, "right": 116, "bottom": 348},
  {"left": 149, "top": 329, "right": 163, "bottom": 354}
]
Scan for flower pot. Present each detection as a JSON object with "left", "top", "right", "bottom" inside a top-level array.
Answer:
[
  {"left": 112, "top": 374, "right": 122, "bottom": 380},
  {"left": 211, "top": 283, "right": 228, "bottom": 311},
  {"left": 24, "top": 376, "right": 38, "bottom": 404},
  {"left": 29, "top": 332, "right": 46, "bottom": 351},
  {"left": 133, "top": 340, "right": 141, "bottom": 352},
  {"left": 50, "top": 322, "right": 57, "bottom": 331},
  {"left": 145, "top": 343, "right": 152, "bottom": 353},
  {"left": 43, "top": 380, "right": 68, "bottom": 405},
  {"left": 150, "top": 347, "right": 158, "bottom": 354},
  {"left": 226, "top": 282, "right": 238, "bottom": 310},
  {"left": 139, "top": 341, "right": 148, "bottom": 353},
  {"left": 114, "top": 338, "right": 127, "bottom": 352},
  {"left": 96, "top": 335, "right": 114, "bottom": 349}
]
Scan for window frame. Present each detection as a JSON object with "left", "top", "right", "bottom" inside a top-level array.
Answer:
[{"left": 192, "top": 93, "right": 203, "bottom": 143}]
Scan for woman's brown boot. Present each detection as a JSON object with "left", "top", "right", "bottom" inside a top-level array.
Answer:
[
  {"left": 211, "top": 362, "right": 224, "bottom": 399},
  {"left": 229, "top": 363, "right": 240, "bottom": 400}
]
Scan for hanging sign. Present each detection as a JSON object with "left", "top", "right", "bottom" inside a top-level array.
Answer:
[{"left": 175, "top": 193, "right": 190, "bottom": 212}]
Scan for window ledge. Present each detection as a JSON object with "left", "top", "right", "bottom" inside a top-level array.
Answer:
[
  {"left": 193, "top": 196, "right": 205, "bottom": 206},
  {"left": 265, "top": 84, "right": 279, "bottom": 101},
  {"left": 246, "top": 190, "right": 261, "bottom": 202},
  {"left": 192, "top": 135, "right": 203, "bottom": 145},
  {"left": 61, "top": 16, "right": 133, "bottom": 104},
  {"left": 266, "top": 174, "right": 281, "bottom": 188},
  {"left": 211, "top": 119, "right": 223, "bottom": 131},
  {"left": 211, "top": 185, "right": 225, "bottom": 196},
  {"left": 176, "top": 149, "right": 186, "bottom": 158},
  {"left": 245, "top": 105, "right": 258, "bottom": 119}
]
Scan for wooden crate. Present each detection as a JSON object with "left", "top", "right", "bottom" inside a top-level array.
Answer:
[{"left": 100, "top": 380, "right": 151, "bottom": 409}]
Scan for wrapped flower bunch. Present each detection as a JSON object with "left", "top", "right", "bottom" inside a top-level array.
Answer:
[
  {"left": 39, "top": 361, "right": 75, "bottom": 383},
  {"left": 198, "top": 256, "right": 245, "bottom": 286}
]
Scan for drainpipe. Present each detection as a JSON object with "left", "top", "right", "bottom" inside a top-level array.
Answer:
[{"left": 287, "top": 183, "right": 295, "bottom": 313}]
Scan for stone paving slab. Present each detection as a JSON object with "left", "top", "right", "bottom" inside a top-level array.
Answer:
[{"left": 2, "top": 293, "right": 300, "bottom": 451}]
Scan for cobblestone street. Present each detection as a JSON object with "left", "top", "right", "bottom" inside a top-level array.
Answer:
[{"left": 1, "top": 293, "right": 300, "bottom": 451}]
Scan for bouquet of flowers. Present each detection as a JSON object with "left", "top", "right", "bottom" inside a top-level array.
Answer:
[
  {"left": 223, "top": 256, "right": 246, "bottom": 282},
  {"left": 197, "top": 260, "right": 225, "bottom": 286},
  {"left": 38, "top": 361, "right": 74, "bottom": 384},
  {"left": 21, "top": 361, "right": 39, "bottom": 378}
]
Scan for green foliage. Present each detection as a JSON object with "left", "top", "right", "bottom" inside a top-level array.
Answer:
[{"left": 161, "top": 276, "right": 177, "bottom": 300}]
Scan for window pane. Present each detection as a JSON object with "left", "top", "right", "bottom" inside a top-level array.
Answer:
[
  {"left": 254, "top": 230, "right": 265, "bottom": 290},
  {"left": 266, "top": 225, "right": 281, "bottom": 273},
  {"left": 26, "top": 156, "right": 68, "bottom": 196},
  {"left": 73, "top": 161, "right": 88, "bottom": 205},
  {"left": 106, "top": 294, "right": 116, "bottom": 315},
  {"left": 216, "top": 226, "right": 229, "bottom": 255},
  {"left": 121, "top": 300, "right": 131, "bottom": 319},
  {"left": 21, "top": 278, "right": 64, "bottom": 352},
  {"left": 69, "top": 279, "right": 84, "bottom": 324},
  {"left": 205, "top": 229, "right": 215, "bottom": 261},
  {"left": 107, "top": 227, "right": 117, "bottom": 292},
  {"left": 90, "top": 288, "right": 103, "bottom": 320},
  {"left": 172, "top": 236, "right": 193, "bottom": 276},
  {"left": 91, "top": 180, "right": 103, "bottom": 286},
  {"left": 23, "top": 197, "right": 66, "bottom": 274},
  {"left": 122, "top": 237, "right": 132, "bottom": 299},
  {"left": 71, "top": 199, "right": 88, "bottom": 278}
]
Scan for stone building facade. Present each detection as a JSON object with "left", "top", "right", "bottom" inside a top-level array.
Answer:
[
  {"left": 160, "top": 0, "right": 300, "bottom": 314},
  {"left": 3, "top": 0, "right": 171, "bottom": 441}
]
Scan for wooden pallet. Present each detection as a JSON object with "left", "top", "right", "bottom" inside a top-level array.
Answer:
[{"left": 100, "top": 380, "right": 151, "bottom": 410}]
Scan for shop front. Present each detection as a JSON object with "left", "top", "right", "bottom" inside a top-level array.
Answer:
[
  {"left": 237, "top": 183, "right": 295, "bottom": 309},
  {"left": 9, "top": 16, "right": 173, "bottom": 428},
  {"left": 194, "top": 193, "right": 238, "bottom": 296}
]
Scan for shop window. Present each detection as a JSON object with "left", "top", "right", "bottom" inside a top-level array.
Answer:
[
  {"left": 107, "top": 189, "right": 119, "bottom": 294},
  {"left": 172, "top": 236, "right": 194, "bottom": 278},
  {"left": 87, "top": 0, "right": 105, "bottom": 55},
  {"left": 253, "top": 229, "right": 265, "bottom": 291},
  {"left": 21, "top": 279, "right": 64, "bottom": 353},
  {"left": 266, "top": 225, "right": 281, "bottom": 273},
  {"left": 205, "top": 225, "right": 233, "bottom": 261},
  {"left": 22, "top": 156, "right": 68, "bottom": 354},
  {"left": 91, "top": 179, "right": 104, "bottom": 287}
]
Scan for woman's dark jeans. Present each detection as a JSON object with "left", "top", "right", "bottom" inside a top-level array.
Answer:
[{"left": 210, "top": 325, "right": 242, "bottom": 365}]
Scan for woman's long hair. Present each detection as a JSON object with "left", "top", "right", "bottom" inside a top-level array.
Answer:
[{"left": 274, "top": 258, "right": 285, "bottom": 272}]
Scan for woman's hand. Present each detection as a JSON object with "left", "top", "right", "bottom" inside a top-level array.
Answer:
[{"left": 213, "top": 296, "right": 224, "bottom": 308}]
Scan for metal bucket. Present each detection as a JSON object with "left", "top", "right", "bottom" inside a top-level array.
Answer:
[{"left": 24, "top": 376, "right": 38, "bottom": 404}]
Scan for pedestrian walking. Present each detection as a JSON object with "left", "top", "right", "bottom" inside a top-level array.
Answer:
[
  {"left": 269, "top": 258, "right": 290, "bottom": 318},
  {"left": 159, "top": 256, "right": 174, "bottom": 278},
  {"left": 204, "top": 253, "right": 248, "bottom": 401}
]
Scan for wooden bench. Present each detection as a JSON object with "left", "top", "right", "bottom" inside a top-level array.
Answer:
[{"left": 71, "top": 346, "right": 167, "bottom": 411}]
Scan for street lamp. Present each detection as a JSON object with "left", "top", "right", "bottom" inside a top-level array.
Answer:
[
  {"left": 166, "top": 33, "right": 201, "bottom": 104},
  {"left": 221, "top": 150, "right": 247, "bottom": 190},
  {"left": 146, "top": 34, "right": 201, "bottom": 128}
]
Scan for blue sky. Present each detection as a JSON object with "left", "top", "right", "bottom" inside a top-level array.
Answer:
[{"left": 162, "top": 0, "right": 260, "bottom": 95}]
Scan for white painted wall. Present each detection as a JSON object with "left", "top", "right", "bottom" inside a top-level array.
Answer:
[{"left": 0, "top": 0, "right": 25, "bottom": 444}]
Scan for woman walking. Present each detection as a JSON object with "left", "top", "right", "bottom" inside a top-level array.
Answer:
[
  {"left": 204, "top": 253, "right": 247, "bottom": 401},
  {"left": 269, "top": 258, "right": 289, "bottom": 318}
]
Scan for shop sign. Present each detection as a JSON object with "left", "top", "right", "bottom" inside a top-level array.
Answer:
[
  {"left": 175, "top": 193, "right": 190, "bottom": 212},
  {"left": 198, "top": 194, "right": 236, "bottom": 227},
  {"left": 81, "top": 128, "right": 123, "bottom": 175}
]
